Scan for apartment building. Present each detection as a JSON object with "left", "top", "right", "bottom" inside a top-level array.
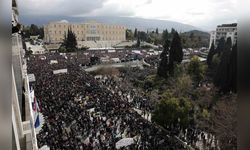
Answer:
[
  {"left": 12, "top": 0, "right": 40, "bottom": 149},
  {"left": 44, "top": 20, "right": 126, "bottom": 43},
  {"left": 209, "top": 23, "right": 237, "bottom": 48}
]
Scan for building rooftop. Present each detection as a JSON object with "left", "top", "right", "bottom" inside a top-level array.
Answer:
[
  {"left": 217, "top": 23, "right": 237, "bottom": 28},
  {"left": 58, "top": 20, "right": 69, "bottom": 23}
]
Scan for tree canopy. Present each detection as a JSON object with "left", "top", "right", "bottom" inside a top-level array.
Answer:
[
  {"left": 207, "top": 41, "right": 215, "bottom": 67},
  {"left": 188, "top": 56, "right": 206, "bottom": 85},
  {"left": 23, "top": 24, "right": 44, "bottom": 39},
  {"left": 157, "top": 31, "right": 183, "bottom": 78},
  {"left": 156, "top": 28, "right": 159, "bottom": 34},
  {"left": 214, "top": 37, "right": 233, "bottom": 93},
  {"left": 216, "top": 38, "right": 226, "bottom": 55},
  {"left": 170, "top": 32, "right": 183, "bottom": 64},
  {"left": 152, "top": 94, "right": 193, "bottom": 129},
  {"left": 61, "top": 28, "right": 77, "bottom": 52},
  {"left": 134, "top": 28, "right": 138, "bottom": 39},
  {"left": 157, "top": 40, "right": 170, "bottom": 78},
  {"left": 126, "top": 29, "right": 133, "bottom": 40}
]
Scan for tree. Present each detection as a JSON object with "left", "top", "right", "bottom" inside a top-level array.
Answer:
[
  {"left": 170, "top": 32, "right": 183, "bottom": 63},
  {"left": 62, "top": 28, "right": 77, "bottom": 52},
  {"left": 211, "top": 53, "right": 220, "bottom": 72},
  {"left": 162, "top": 29, "right": 169, "bottom": 44},
  {"left": 156, "top": 28, "right": 159, "bottom": 34},
  {"left": 216, "top": 37, "right": 226, "bottom": 55},
  {"left": 189, "top": 32, "right": 194, "bottom": 39},
  {"left": 30, "top": 24, "right": 39, "bottom": 35},
  {"left": 157, "top": 40, "right": 170, "bottom": 78},
  {"left": 169, "top": 31, "right": 183, "bottom": 75},
  {"left": 214, "top": 37, "right": 232, "bottom": 93},
  {"left": 126, "top": 29, "right": 133, "bottom": 40},
  {"left": 134, "top": 28, "right": 138, "bottom": 39},
  {"left": 210, "top": 94, "right": 237, "bottom": 149},
  {"left": 229, "top": 42, "right": 237, "bottom": 92},
  {"left": 58, "top": 46, "right": 66, "bottom": 53},
  {"left": 136, "top": 37, "right": 140, "bottom": 48},
  {"left": 23, "top": 24, "right": 44, "bottom": 39},
  {"left": 198, "top": 36, "right": 202, "bottom": 42},
  {"left": 207, "top": 41, "right": 216, "bottom": 67},
  {"left": 174, "top": 74, "right": 193, "bottom": 97},
  {"left": 188, "top": 56, "right": 206, "bottom": 85},
  {"left": 138, "top": 31, "right": 147, "bottom": 41},
  {"left": 170, "top": 28, "right": 176, "bottom": 39},
  {"left": 152, "top": 95, "right": 193, "bottom": 129},
  {"left": 38, "top": 27, "right": 44, "bottom": 39}
]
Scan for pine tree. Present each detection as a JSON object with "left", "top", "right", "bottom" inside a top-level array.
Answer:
[
  {"left": 136, "top": 37, "right": 140, "bottom": 48},
  {"left": 126, "top": 29, "right": 133, "bottom": 40},
  {"left": 62, "top": 28, "right": 77, "bottom": 52},
  {"left": 188, "top": 56, "right": 206, "bottom": 85},
  {"left": 162, "top": 29, "right": 169, "bottom": 44},
  {"left": 216, "top": 37, "right": 226, "bottom": 55},
  {"left": 134, "top": 28, "right": 138, "bottom": 39},
  {"left": 229, "top": 42, "right": 237, "bottom": 92},
  {"left": 160, "top": 40, "right": 170, "bottom": 59},
  {"left": 214, "top": 37, "right": 232, "bottom": 93},
  {"left": 170, "top": 32, "right": 183, "bottom": 63},
  {"left": 156, "top": 28, "right": 159, "bottom": 34},
  {"left": 157, "top": 40, "right": 170, "bottom": 78},
  {"left": 207, "top": 41, "right": 215, "bottom": 67},
  {"left": 168, "top": 31, "right": 183, "bottom": 75},
  {"left": 170, "top": 28, "right": 176, "bottom": 39}
]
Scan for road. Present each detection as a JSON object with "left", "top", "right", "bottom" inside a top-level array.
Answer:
[{"left": 84, "top": 60, "right": 148, "bottom": 72}]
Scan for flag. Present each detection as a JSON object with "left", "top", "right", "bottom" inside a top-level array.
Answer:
[
  {"left": 32, "top": 96, "right": 37, "bottom": 111},
  {"left": 37, "top": 99, "right": 42, "bottom": 112},
  {"left": 34, "top": 113, "right": 40, "bottom": 128},
  {"left": 30, "top": 89, "right": 35, "bottom": 103}
]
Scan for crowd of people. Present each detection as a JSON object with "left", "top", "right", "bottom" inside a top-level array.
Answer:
[
  {"left": 27, "top": 53, "right": 187, "bottom": 150},
  {"left": 95, "top": 74, "right": 153, "bottom": 120}
]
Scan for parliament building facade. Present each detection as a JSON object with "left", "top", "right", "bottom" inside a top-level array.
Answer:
[{"left": 44, "top": 20, "right": 126, "bottom": 43}]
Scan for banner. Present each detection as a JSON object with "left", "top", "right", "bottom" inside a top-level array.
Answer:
[{"left": 53, "top": 69, "right": 68, "bottom": 74}]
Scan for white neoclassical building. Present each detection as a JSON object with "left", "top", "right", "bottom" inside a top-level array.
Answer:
[
  {"left": 209, "top": 23, "right": 237, "bottom": 48},
  {"left": 44, "top": 20, "right": 126, "bottom": 44}
]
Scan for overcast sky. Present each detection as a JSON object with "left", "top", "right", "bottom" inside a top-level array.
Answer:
[{"left": 18, "top": 0, "right": 237, "bottom": 30}]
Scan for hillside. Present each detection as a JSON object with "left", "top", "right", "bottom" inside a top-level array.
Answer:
[{"left": 180, "top": 30, "right": 210, "bottom": 48}]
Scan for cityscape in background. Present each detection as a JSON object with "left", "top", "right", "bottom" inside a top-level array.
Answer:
[{"left": 12, "top": 0, "right": 237, "bottom": 149}]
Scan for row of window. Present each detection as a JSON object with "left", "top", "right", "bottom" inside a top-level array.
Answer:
[
  {"left": 51, "top": 24, "right": 125, "bottom": 29},
  {"left": 86, "top": 37, "right": 100, "bottom": 41},
  {"left": 216, "top": 28, "right": 237, "bottom": 32},
  {"left": 49, "top": 30, "right": 125, "bottom": 35},
  {"left": 50, "top": 36, "right": 125, "bottom": 41}
]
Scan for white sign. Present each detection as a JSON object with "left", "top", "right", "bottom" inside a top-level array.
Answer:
[
  {"left": 50, "top": 60, "right": 58, "bottom": 64},
  {"left": 40, "top": 56, "right": 46, "bottom": 60},
  {"left": 108, "top": 50, "right": 116, "bottom": 53},
  {"left": 111, "top": 58, "right": 120, "bottom": 63},
  {"left": 116, "top": 138, "right": 134, "bottom": 149},
  {"left": 53, "top": 69, "right": 68, "bottom": 74},
  {"left": 28, "top": 74, "right": 36, "bottom": 82},
  {"left": 132, "top": 50, "right": 141, "bottom": 54}
]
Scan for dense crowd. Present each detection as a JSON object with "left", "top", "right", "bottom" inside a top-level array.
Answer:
[
  {"left": 27, "top": 53, "right": 187, "bottom": 150},
  {"left": 144, "top": 55, "right": 159, "bottom": 68},
  {"left": 95, "top": 74, "right": 153, "bottom": 120}
]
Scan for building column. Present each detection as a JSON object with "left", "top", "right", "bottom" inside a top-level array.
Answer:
[{"left": 12, "top": 66, "right": 24, "bottom": 139}]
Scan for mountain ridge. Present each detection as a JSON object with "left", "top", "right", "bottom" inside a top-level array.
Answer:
[{"left": 20, "top": 16, "right": 206, "bottom": 32}]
